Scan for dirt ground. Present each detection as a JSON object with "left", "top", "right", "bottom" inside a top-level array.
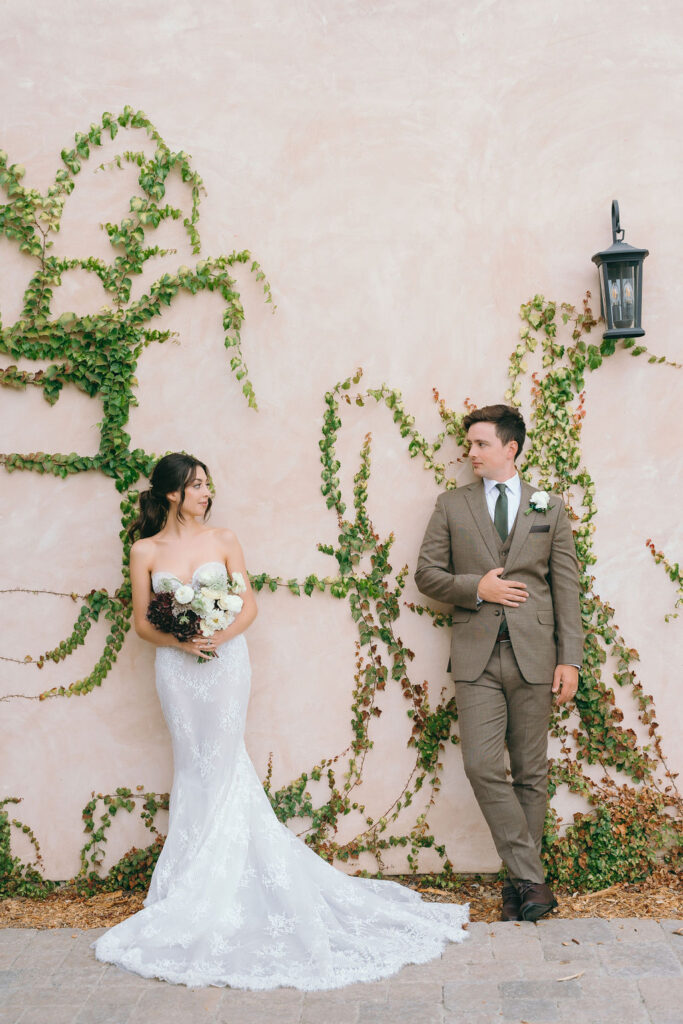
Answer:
[{"left": 1, "top": 875, "right": 681, "bottom": 930}]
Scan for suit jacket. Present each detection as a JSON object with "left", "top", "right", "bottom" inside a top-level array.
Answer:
[{"left": 415, "top": 478, "right": 583, "bottom": 684}]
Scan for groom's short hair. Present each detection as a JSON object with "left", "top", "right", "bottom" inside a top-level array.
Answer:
[{"left": 463, "top": 404, "right": 526, "bottom": 459}]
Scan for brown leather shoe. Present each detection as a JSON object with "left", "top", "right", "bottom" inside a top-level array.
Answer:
[
  {"left": 501, "top": 881, "right": 522, "bottom": 921},
  {"left": 517, "top": 880, "right": 558, "bottom": 922}
]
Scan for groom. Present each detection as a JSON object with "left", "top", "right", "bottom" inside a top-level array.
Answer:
[{"left": 415, "top": 404, "right": 582, "bottom": 921}]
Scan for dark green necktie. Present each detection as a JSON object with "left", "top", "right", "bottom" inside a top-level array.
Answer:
[{"left": 494, "top": 483, "right": 508, "bottom": 542}]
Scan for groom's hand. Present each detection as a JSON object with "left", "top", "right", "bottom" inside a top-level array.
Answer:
[
  {"left": 552, "top": 664, "right": 579, "bottom": 704},
  {"left": 478, "top": 568, "right": 529, "bottom": 607}
]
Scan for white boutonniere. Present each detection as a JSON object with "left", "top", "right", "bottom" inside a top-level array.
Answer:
[{"left": 525, "top": 490, "right": 554, "bottom": 515}]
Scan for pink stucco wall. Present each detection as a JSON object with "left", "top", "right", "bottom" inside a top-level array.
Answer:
[{"left": 1, "top": 0, "right": 682, "bottom": 879}]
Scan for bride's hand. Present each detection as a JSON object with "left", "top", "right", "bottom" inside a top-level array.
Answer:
[{"left": 176, "top": 635, "right": 216, "bottom": 659}]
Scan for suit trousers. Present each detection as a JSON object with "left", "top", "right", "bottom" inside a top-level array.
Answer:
[{"left": 455, "top": 641, "right": 552, "bottom": 884}]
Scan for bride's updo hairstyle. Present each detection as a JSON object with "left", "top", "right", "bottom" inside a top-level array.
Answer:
[{"left": 128, "top": 453, "right": 212, "bottom": 540}]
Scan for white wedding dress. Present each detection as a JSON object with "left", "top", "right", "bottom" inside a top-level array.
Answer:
[{"left": 93, "top": 561, "right": 468, "bottom": 989}]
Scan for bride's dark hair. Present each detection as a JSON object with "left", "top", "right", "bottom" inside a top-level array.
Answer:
[{"left": 128, "top": 453, "right": 212, "bottom": 540}]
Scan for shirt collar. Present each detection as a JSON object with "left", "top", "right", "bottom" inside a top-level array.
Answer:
[{"left": 483, "top": 473, "right": 521, "bottom": 499}]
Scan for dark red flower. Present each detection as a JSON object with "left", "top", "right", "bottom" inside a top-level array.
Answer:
[{"left": 147, "top": 592, "right": 200, "bottom": 643}]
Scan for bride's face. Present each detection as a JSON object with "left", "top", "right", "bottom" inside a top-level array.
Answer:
[{"left": 169, "top": 467, "right": 212, "bottom": 518}]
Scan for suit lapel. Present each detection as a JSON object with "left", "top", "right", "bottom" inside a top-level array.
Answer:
[
  {"left": 463, "top": 481, "right": 502, "bottom": 564},
  {"left": 504, "top": 480, "right": 536, "bottom": 573}
]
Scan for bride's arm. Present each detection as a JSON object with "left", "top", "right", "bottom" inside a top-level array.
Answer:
[
  {"left": 129, "top": 540, "right": 184, "bottom": 649},
  {"left": 209, "top": 529, "right": 258, "bottom": 644}
]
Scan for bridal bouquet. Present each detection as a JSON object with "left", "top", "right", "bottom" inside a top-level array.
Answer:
[{"left": 147, "top": 565, "right": 247, "bottom": 662}]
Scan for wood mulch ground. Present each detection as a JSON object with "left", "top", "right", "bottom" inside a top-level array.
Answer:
[
  {"left": 1, "top": 874, "right": 681, "bottom": 929},
  {"left": 414, "top": 875, "right": 683, "bottom": 923}
]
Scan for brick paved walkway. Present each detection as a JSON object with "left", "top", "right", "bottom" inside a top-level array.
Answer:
[{"left": 1, "top": 918, "right": 682, "bottom": 1023}]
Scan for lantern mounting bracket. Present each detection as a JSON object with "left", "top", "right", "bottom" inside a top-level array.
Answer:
[{"left": 611, "top": 199, "right": 625, "bottom": 243}]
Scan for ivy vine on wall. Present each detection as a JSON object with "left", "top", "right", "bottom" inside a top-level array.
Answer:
[{"left": 1, "top": 109, "right": 681, "bottom": 898}]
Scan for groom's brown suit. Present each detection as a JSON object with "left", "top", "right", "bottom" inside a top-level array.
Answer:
[{"left": 415, "top": 478, "right": 583, "bottom": 882}]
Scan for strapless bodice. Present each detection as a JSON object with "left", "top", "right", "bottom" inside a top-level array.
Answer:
[{"left": 151, "top": 560, "right": 228, "bottom": 593}]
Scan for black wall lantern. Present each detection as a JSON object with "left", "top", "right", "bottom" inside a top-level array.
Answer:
[{"left": 592, "top": 200, "right": 648, "bottom": 339}]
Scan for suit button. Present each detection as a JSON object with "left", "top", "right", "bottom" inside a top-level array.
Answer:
[{"left": 494, "top": 609, "right": 501, "bottom": 616}]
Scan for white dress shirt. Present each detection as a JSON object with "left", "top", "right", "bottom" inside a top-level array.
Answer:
[
  {"left": 483, "top": 473, "right": 521, "bottom": 533},
  {"left": 476, "top": 474, "right": 521, "bottom": 607}
]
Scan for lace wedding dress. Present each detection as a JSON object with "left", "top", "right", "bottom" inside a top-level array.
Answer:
[{"left": 93, "top": 561, "right": 468, "bottom": 989}]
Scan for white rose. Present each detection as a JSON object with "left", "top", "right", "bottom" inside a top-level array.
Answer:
[
  {"left": 200, "top": 587, "right": 222, "bottom": 601},
  {"left": 531, "top": 490, "right": 550, "bottom": 509},
  {"left": 174, "top": 584, "right": 195, "bottom": 605},
  {"left": 230, "top": 572, "right": 247, "bottom": 594},
  {"left": 221, "top": 594, "right": 244, "bottom": 614}
]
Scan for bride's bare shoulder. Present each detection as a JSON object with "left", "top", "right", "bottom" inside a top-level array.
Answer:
[
  {"left": 208, "top": 525, "right": 240, "bottom": 551},
  {"left": 130, "top": 536, "right": 158, "bottom": 565}
]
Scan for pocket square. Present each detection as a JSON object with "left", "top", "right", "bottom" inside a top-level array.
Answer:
[{"left": 530, "top": 524, "right": 550, "bottom": 533}]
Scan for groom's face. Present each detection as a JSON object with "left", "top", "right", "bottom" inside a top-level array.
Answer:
[{"left": 466, "top": 422, "right": 517, "bottom": 481}]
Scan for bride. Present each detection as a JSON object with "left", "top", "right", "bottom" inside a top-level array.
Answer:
[{"left": 93, "top": 452, "right": 468, "bottom": 990}]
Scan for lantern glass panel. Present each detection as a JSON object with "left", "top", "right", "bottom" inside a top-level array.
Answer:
[{"left": 602, "top": 260, "right": 641, "bottom": 331}]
